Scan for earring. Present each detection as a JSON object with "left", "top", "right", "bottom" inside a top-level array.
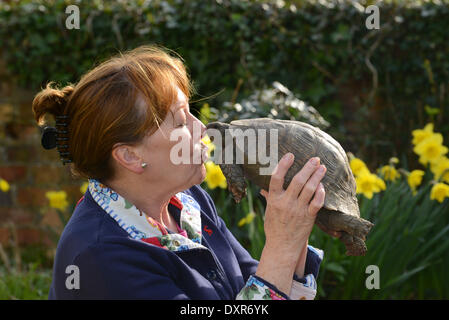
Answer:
[{"left": 141, "top": 162, "right": 148, "bottom": 168}]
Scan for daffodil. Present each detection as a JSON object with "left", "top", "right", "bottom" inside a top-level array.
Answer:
[
  {"left": 0, "top": 178, "right": 10, "bottom": 192},
  {"left": 389, "top": 157, "right": 399, "bottom": 165},
  {"left": 408, "top": 170, "right": 425, "bottom": 195},
  {"left": 80, "top": 181, "right": 89, "bottom": 194},
  {"left": 412, "top": 123, "right": 434, "bottom": 145},
  {"left": 46, "top": 191, "right": 69, "bottom": 211},
  {"left": 378, "top": 165, "right": 400, "bottom": 182},
  {"left": 200, "top": 103, "right": 211, "bottom": 124},
  {"left": 201, "top": 134, "right": 215, "bottom": 157},
  {"left": 350, "top": 158, "right": 369, "bottom": 176},
  {"left": 355, "top": 172, "right": 383, "bottom": 199},
  {"left": 430, "top": 183, "right": 449, "bottom": 203},
  {"left": 413, "top": 133, "right": 448, "bottom": 166},
  {"left": 238, "top": 211, "right": 256, "bottom": 227},
  {"left": 374, "top": 175, "right": 386, "bottom": 191},
  {"left": 430, "top": 156, "right": 449, "bottom": 183},
  {"left": 204, "top": 161, "right": 227, "bottom": 189}
]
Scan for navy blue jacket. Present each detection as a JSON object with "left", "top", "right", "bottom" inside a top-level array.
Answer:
[{"left": 48, "top": 184, "right": 321, "bottom": 299}]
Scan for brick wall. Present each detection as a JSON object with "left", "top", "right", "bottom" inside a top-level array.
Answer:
[{"left": 0, "top": 57, "right": 85, "bottom": 248}]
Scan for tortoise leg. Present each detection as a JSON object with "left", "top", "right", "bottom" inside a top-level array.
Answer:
[
  {"left": 316, "top": 209, "right": 374, "bottom": 256},
  {"left": 317, "top": 210, "right": 374, "bottom": 240},
  {"left": 219, "top": 163, "right": 247, "bottom": 203},
  {"left": 339, "top": 232, "right": 368, "bottom": 256}
]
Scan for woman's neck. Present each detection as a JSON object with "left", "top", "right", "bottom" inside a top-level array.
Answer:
[{"left": 103, "top": 177, "right": 178, "bottom": 232}]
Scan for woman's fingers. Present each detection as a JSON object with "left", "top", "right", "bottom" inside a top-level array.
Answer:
[
  {"left": 298, "top": 165, "right": 326, "bottom": 210},
  {"left": 307, "top": 182, "right": 326, "bottom": 217},
  {"left": 285, "top": 157, "right": 321, "bottom": 198},
  {"left": 268, "top": 153, "right": 295, "bottom": 195}
]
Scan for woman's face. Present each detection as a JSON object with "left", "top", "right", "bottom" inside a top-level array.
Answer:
[{"left": 138, "top": 87, "right": 208, "bottom": 192}]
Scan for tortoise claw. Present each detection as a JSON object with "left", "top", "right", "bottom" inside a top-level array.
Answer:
[
  {"left": 228, "top": 184, "right": 247, "bottom": 203},
  {"left": 219, "top": 163, "right": 247, "bottom": 203}
]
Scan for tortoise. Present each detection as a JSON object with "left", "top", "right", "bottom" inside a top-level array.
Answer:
[{"left": 205, "top": 118, "right": 374, "bottom": 256}]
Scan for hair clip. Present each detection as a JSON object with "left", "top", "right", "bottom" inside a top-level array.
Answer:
[
  {"left": 41, "top": 115, "right": 72, "bottom": 165},
  {"left": 61, "top": 158, "right": 73, "bottom": 165},
  {"left": 41, "top": 126, "right": 57, "bottom": 150}
]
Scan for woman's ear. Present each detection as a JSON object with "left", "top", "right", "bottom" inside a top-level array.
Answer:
[{"left": 111, "top": 144, "right": 145, "bottom": 174}]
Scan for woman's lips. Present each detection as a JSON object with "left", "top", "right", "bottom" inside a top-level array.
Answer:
[{"left": 201, "top": 143, "right": 209, "bottom": 163}]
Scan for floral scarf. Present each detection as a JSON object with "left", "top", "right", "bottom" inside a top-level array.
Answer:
[{"left": 88, "top": 178, "right": 206, "bottom": 252}]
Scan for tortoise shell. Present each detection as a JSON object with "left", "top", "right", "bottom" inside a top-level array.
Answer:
[{"left": 206, "top": 118, "right": 374, "bottom": 256}]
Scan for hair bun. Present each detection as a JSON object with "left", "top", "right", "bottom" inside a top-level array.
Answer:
[{"left": 32, "top": 82, "right": 74, "bottom": 126}]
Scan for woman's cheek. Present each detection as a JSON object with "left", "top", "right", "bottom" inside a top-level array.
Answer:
[
  {"left": 192, "top": 140, "right": 204, "bottom": 164},
  {"left": 167, "top": 135, "right": 192, "bottom": 165}
]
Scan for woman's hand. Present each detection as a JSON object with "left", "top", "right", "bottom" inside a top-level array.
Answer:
[
  {"left": 255, "top": 152, "right": 327, "bottom": 294},
  {"left": 260, "top": 152, "right": 326, "bottom": 253}
]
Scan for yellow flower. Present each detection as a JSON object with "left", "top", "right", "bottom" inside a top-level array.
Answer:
[
  {"left": 378, "top": 165, "right": 401, "bottom": 182},
  {"left": 430, "top": 156, "right": 449, "bottom": 183},
  {"left": 80, "top": 182, "right": 89, "bottom": 194},
  {"left": 0, "top": 178, "right": 10, "bottom": 192},
  {"left": 430, "top": 183, "right": 449, "bottom": 203},
  {"left": 350, "top": 158, "right": 369, "bottom": 176},
  {"left": 408, "top": 170, "right": 425, "bottom": 195},
  {"left": 46, "top": 191, "right": 69, "bottom": 211},
  {"left": 389, "top": 157, "right": 399, "bottom": 164},
  {"left": 412, "top": 123, "right": 434, "bottom": 145},
  {"left": 374, "top": 176, "right": 386, "bottom": 191},
  {"left": 200, "top": 103, "right": 211, "bottom": 124},
  {"left": 355, "top": 172, "right": 383, "bottom": 199},
  {"left": 204, "top": 161, "right": 227, "bottom": 189},
  {"left": 238, "top": 211, "right": 256, "bottom": 227},
  {"left": 201, "top": 134, "right": 215, "bottom": 157},
  {"left": 413, "top": 133, "right": 448, "bottom": 165}
]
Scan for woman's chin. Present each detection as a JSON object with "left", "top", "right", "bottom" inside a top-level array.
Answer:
[
  {"left": 199, "top": 162, "right": 207, "bottom": 182},
  {"left": 191, "top": 162, "right": 207, "bottom": 185}
]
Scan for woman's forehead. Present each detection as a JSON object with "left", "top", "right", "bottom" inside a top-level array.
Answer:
[{"left": 174, "top": 87, "right": 189, "bottom": 109}]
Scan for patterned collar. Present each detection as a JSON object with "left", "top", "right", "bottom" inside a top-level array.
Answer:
[{"left": 88, "top": 178, "right": 206, "bottom": 252}]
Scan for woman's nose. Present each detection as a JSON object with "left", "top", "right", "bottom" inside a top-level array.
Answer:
[
  {"left": 193, "top": 116, "right": 207, "bottom": 139},
  {"left": 200, "top": 120, "right": 207, "bottom": 138}
]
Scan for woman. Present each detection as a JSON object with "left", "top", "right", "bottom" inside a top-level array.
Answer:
[{"left": 32, "top": 45, "right": 333, "bottom": 300}]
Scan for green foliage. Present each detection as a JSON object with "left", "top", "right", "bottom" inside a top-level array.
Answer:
[
  {"left": 203, "top": 166, "right": 449, "bottom": 299},
  {"left": 0, "top": 264, "right": 52, "bottom": 300},
  {"left": 201, "top": 85, "right": 449, "bottom": 298},
  {"left": 0, "top": 227, "right": 53, "bottom": 300},
  {"left": 212, "top": 81, "right": 330, "bottom": 129},
  {"left": 1, "top": 0, "right": 449, "bottom": 299},
  {"left": 1, "top": 0, "right": 449, "bottom": 167},
  {"left": 314, "top": 174, "right": 449, "bottom": 299}
]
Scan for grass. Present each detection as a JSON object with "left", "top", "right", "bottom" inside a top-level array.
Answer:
[
  {"left": 0, "top": 223, "right": 53, "bottom": 300},
  {"left": 0, "top": 264, "right": 52, "bottom": 300}
]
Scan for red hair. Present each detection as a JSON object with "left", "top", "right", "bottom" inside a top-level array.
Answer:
[{"left": 32, "top": 44, "right": 194, "bottom": 182}]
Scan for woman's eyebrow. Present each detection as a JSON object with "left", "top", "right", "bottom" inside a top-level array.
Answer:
[{"left": 177, "top": 102, "right": 190, "bottom": 111}]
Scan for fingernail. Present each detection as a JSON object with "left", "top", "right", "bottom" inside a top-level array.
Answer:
[
  {"left": 310, "top": 157, "right": 320, "bottom": 165},
  {"left": 319, "top": 182, "right": 324, "bottom": 189},
  {"left": 318, "top": 165, "right": 326, "bottom": 173},
  {"left": 283, "top": 153, "right": 293, "bottom": 161}
]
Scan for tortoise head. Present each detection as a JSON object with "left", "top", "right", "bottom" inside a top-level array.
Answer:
[{"left": 205, "top": 121, "right": 231, "bottom": 143}]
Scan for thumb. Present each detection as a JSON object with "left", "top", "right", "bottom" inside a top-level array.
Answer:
[{"left": 260, "top": 189, "right": 268, "bottom": 198}]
